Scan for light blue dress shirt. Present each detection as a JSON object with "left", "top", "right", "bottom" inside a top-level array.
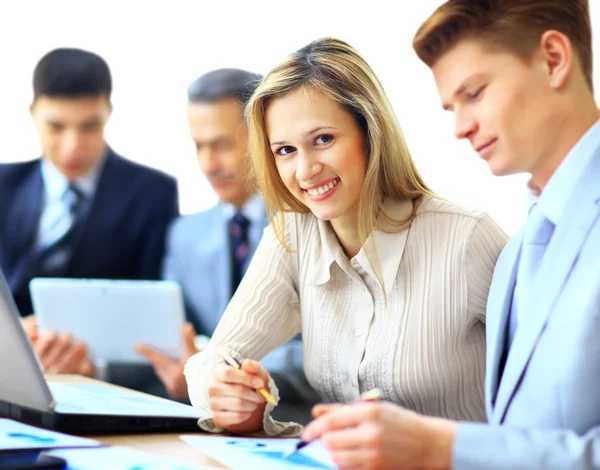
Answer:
[{"left": 36, "top": 156, "right": 105, "bottom": 251}]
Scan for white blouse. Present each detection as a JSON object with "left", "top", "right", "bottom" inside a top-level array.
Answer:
[{"left": 184, "top": 196, "right": 508, "bottom": 436}]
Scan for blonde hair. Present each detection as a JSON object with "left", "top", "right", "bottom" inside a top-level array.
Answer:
[
  {"left": 413, "top": 0, "right": 593, "bottom": 91},
  {"left": 247, "top": 37, "right": 433, "bottom": 251}
]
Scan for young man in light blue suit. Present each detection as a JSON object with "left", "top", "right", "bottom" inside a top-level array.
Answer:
[
  {"left": 138, "top": 69, "right": 318, "bottom": 422},
  {"left": 301, "top": 1, "right": 600, "bottom": 468}
]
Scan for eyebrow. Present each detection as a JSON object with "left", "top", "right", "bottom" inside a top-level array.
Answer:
[
  {"left": 44, "top": 116, "right": 104, "bottom": 126},
  {"left": 270, "top": 126, "right": 337, "bottom": 147}
]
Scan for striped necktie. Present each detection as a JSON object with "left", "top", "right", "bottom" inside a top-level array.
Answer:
[
  {"left": 36, "top": 183, "right": 86, "bottom": 274},
  {"left": 230, "top": 211, "right": 250, "bottom": 293}
]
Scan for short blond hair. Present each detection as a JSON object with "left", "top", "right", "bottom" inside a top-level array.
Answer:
[
  {"left": 246, "top": 37, "right": 432, "bottom": 249},
  {"left": 413, "top": 0, "right": 593, "bottom": 91}
]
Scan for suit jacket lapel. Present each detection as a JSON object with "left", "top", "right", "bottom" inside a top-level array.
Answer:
[
  {"left": 7, "top": 163, "right": 43, "bottom": 291},
  {"left": 486, "top": 235, "right": 521, "bottom": 423},
  {"left": 494, "top": 151, "right": 600, "bottom": 423}
]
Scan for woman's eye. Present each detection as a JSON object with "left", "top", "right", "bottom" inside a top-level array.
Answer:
[
  {"left": 276, "top": 145, "right": 295, "bottom": 156},
  {"left": 315, "top": 134, "right": 333, "bottom": 145}
]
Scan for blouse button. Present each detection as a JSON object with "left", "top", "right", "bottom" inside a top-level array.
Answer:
[{"left": 355, "top": 329, "right": 363, "bottom": 337}]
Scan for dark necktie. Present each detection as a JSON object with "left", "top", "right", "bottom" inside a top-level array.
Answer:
[
  {"left": 230, "top": 211, "right": 250, "bottom": 293},
  {"left": 36, "top": 183, "right": 86, "bottom": 274}
]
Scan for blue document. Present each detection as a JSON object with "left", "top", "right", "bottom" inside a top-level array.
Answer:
[
  {"left": 180, "top": 435, "right": 337, "bottom": 469},
  {"left": 47, "top": 447, "right": 211, "bottom": 470},
  {"left": 0, "top": 419, "right": 98, "bottom": 450}
]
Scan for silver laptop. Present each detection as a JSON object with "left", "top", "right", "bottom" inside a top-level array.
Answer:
[{"left": 0, "top": 268, "right": 203, "bottom": 435}]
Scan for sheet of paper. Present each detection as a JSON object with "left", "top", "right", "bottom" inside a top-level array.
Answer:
[
  {"left": 180, "top": 435, "right": 337, "bottom": 469},
  {"left": 0, "top": 418, "right": 98, "bottom": 450},
  {"left": 47, "top": 446, "right": 213, "bottom": 470}
]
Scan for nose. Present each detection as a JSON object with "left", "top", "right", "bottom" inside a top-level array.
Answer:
[
  {"left": 197, "top": 147, "right": 220, "bottom": 174},
  {"left": 61, "top": 130, "right": 84, "bottom": 156},
  {"left": 454, "top": 109, "right": 479, "bottom": 140},
  {"left": 295, "top": 151, "right": 322, "bottom": 182}
]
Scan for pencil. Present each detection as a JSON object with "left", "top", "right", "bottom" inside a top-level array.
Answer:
[{"left": 219, "top": 352, "right": 277, "bottom": 405}]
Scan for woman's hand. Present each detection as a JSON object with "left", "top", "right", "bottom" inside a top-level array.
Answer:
[{"left": 208, "top": 359, "right": 270, "bottom": 434}]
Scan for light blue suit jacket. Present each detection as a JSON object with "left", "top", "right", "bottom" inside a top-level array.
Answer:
[
  {"left": 453, "top": 146, "right": 600, "bottom": 468},
  {"left": 162, "top": 199, "right": 316, "bottom": 402}
]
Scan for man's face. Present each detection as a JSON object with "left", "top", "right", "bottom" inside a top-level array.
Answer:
[
  {"left": 30, "top": 95, "right": 111, "bottom": 179},
  {"left": 187, "top": 98, "right": 253, "bottom": 207},
  {"left": 432, "top": 39, "right": 555, "bottom": 177}
]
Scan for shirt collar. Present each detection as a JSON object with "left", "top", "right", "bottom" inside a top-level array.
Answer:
[
  {"left": 40, "top": 153, "right": 106, "bottom": 201},
  {"left": 310, "top": 197, "right": 413, "bottom": 290},
  {"left": 222, "top": 192, "right": 265, "bottom": 226},
  {"left": 536, "top": 118, "right": 600, "bottom": 224}
]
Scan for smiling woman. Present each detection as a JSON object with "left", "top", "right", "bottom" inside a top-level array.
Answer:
[{"left": 184, "top": 37, "right": 509, "bottom": 438}]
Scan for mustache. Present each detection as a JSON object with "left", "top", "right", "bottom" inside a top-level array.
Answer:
[{"left": 206, "top": 171, "right": 239, "bottom": 182}]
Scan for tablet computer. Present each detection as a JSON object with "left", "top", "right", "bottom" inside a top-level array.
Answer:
[{"left": 29, "top": 278, "right": 185, "bottom": 364}]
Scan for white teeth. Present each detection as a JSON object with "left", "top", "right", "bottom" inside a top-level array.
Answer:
[{"left": 306, "top": 178, "right": 340, "bottom": 197}]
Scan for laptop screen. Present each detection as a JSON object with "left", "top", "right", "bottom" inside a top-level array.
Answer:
[{"left": 0, "top": 268, "right": 53, "bottom": 412}]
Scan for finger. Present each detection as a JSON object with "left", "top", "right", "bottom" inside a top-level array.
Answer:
[
  {"left": 34, "top": 331, "right": 59, "bottom": 367},
  {"left": 210, "top": 396, "right": 262, "bottom": 414},
  {"left": 182, "top": 323, "right": 197, "bottom": 358},
  {"left": 240, "top": 360, "right": 268, "bottom": 386},
  {"left": 208, "top": 380, "right": 265, "bottom": 405},
  {"left": 42, "top": 332, "right": 73, "bottom": 370},
  {"left": 21, "top": 315, "right": 39, "bottom": 339},
  {"left": 321, "top": 423, "right": 384, "bottom": 453},
  {"left": 136, "top": 345, "right": 173, "bottom": 370},
  {"left": 48, "top": 341, "right": 87, "bottom": 374},
  {"left": 216, "top": 364, "right": 264, "bottom": 389},
  {"left": 312, "top": 403, "right": 344, "bottom": 418},
  {"left": 303, "top": 403, "right": 379, "bottom": 442}
]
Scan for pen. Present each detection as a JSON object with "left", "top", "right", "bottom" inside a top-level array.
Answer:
[
  {"left": 285, "top": 388, "right": 382, "bottom": 458},
  {"left": 219, "top": 352, "right": 277, "bottom": 405}
]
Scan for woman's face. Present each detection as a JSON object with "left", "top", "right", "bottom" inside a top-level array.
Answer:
[{"left": 265, "top": 87, "right": 368, "bottom": 225}]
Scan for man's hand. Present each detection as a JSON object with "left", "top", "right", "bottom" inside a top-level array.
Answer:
[
  {"left": 22, "top": 315, "right": 94, "bottom": 377},
  {"left": 21, "top": 315, "right": 39, "bottom": 341},
  {"left": 136, "top": 322, "right": 197, "bottom": 400},
  {"left": 302, "top": 401, "right": 456, "bottom": 470}
]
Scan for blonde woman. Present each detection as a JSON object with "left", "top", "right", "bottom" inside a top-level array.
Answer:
[{"left": 184, "top": 37, "right": 507, "bottom": 437}]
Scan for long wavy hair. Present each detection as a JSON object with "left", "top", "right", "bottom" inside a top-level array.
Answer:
[{"left": 247, "top": 37, "right": 433, "bottom": 252}]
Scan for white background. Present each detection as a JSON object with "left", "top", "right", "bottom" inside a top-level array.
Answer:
[{"left": 1, "top": 0, "right": 599, "bottom": 234}]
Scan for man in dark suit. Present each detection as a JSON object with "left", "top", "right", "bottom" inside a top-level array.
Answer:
[{"left": 0, "top": 48, "right": 178, "bottom": 379}]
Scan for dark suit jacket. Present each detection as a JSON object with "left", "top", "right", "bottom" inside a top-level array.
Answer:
[{"left": 0, "top": 148, "right": 179, "bottom": 315}]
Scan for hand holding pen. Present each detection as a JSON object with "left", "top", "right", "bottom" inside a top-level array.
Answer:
[
  {"left": 286, "top": 388, "right": 382, "bottom": 458},
  {"left": 206, "top": 352, "right": 275, "bottom": 434},
  {"left": 302, "top": 390, "right": 444, "bottom": 470},
  {"left": 220, "top": 352, "right": 276, "bottom": 405}
]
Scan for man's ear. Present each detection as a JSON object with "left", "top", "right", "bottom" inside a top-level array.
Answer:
[{"left": 538, "top": 30, "right": 573, "bottom": 89}]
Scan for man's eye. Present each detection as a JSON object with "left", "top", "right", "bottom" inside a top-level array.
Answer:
[{"left": 466, "top": 86, "right": 485, "bottom": 101}]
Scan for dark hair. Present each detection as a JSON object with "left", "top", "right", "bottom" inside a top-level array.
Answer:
[
  {"left": 33, "top": 48, "right": 112, "bottom": 102},
  {"left": 187, "top": 68, "right": 263, "bottom": 108}
]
